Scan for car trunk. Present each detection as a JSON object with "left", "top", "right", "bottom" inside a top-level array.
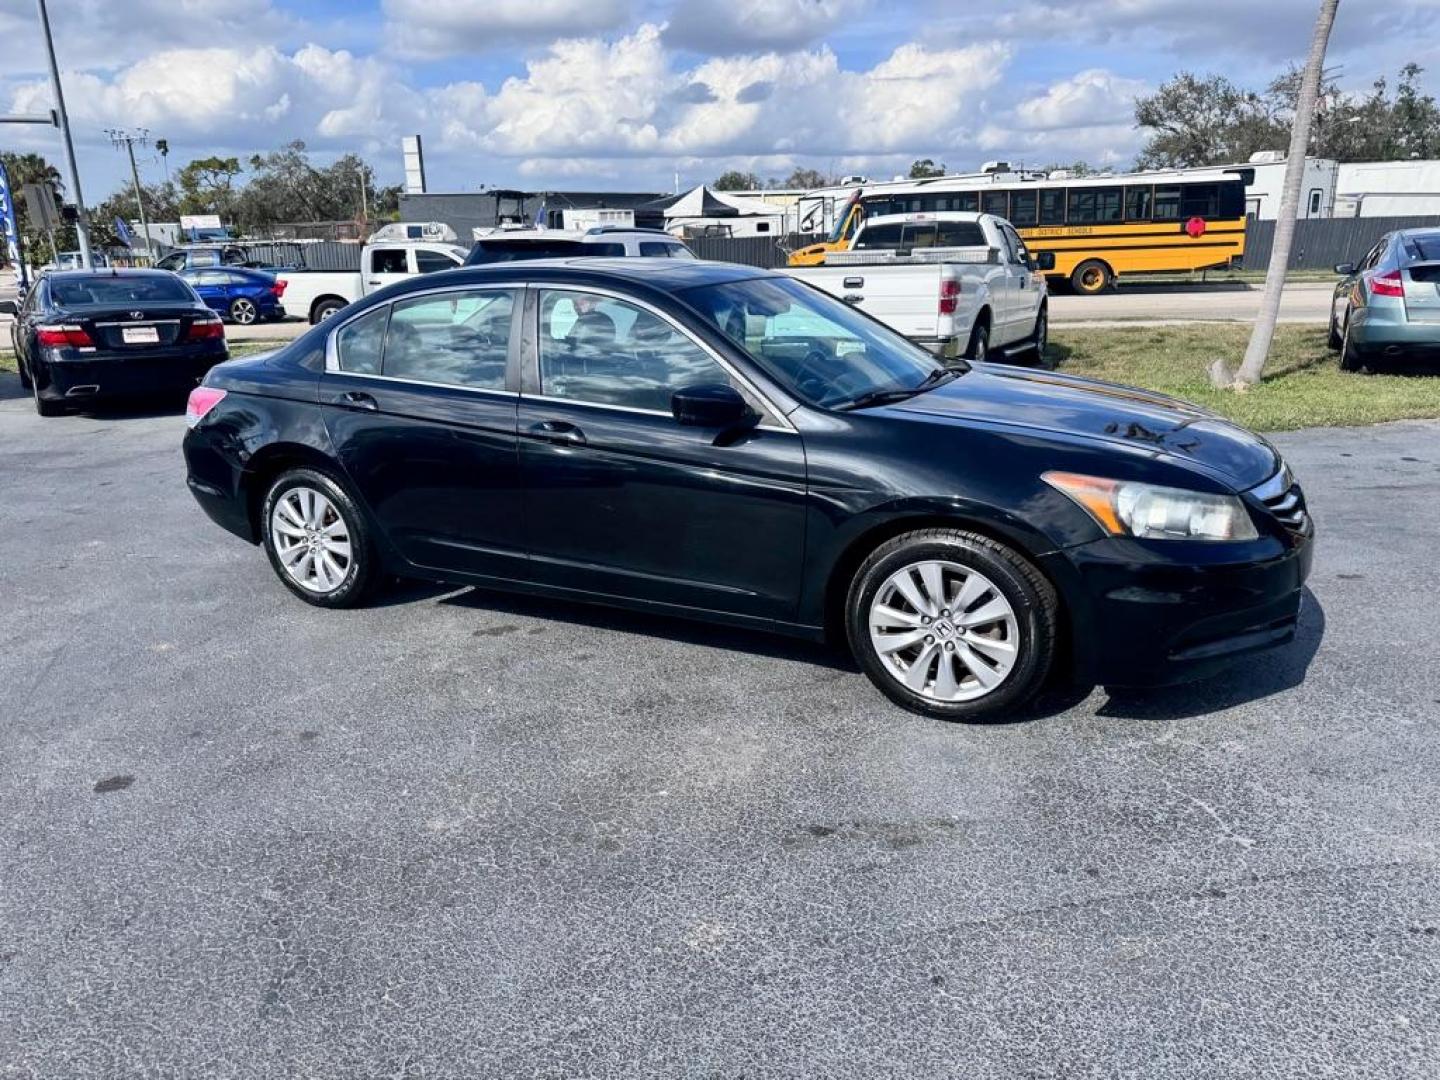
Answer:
[
  {"left": 1403, "top": 261, "right": 1440, "bottom": 324},
  {"left": 70, "top": 303, "right": 208, "bottom": 351}
]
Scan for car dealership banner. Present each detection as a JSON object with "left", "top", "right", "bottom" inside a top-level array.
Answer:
[{"left": 0, "top": 159, "right": 28, "bottom": 289}]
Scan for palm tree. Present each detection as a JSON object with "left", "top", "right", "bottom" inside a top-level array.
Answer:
[{"left": 1214, "top": 0, "right": 1341, "bottom": 390}]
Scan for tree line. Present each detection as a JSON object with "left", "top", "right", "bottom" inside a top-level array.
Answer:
[{"left": 2, "top": 140, "right": 399, "bottom": 265}]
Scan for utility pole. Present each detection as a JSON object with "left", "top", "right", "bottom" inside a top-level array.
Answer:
[
  {"left": 36, "top": 0, "right": 93, "bottom": 270},
  {"left": 357, "top": 162, "right": 369, "bottom": 228},
  {"left": 108, "top": 128, "right": 152, "bottom": 263}
]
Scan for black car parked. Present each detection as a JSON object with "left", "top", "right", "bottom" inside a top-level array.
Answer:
[
  {"left": 2, "top": 269, "right": 228, "bottom": 416},
  {"left": 183, "top": 259, "right": 1313, "bottom": 720}
]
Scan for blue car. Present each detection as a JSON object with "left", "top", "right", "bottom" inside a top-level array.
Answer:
[{"left": 178, "top": 266, "right": 286, "bottom": 325}]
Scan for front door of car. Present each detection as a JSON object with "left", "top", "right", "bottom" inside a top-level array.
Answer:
[
  {"left": 320, "top": 286, "right": 527, "bottom": 580},
  {"left": 996, "top": 223, "right": 1036, "bottom": 343},
  {"left": 516, "top": 287, "right": 808, "bottom": 622}
]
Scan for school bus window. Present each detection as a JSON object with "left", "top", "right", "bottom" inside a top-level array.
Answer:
[
  {"left": 1125, "top": 185, "right": 1153, "bottom": 221},
  {"left": 981, "top": 191, "right": 1009, "bottom": 217},
  {"left": 1153, "top": 186, "right": 1182, "bottom": 220},
  {"left": 1010, "top": 190, "right": 1038, "bottom": 227},
  {"left": 1040, "top": 189, "right": 1065, "bottom": 225},
  {"left": 1218, "top": 181, "right": 1246, "bottom": 216},
  {"left": 1068, "top": 188, "right": 1122, "bottom": 224},
  {"left": 1180, "top": 183, "right": 1219, "bottom": 218}
]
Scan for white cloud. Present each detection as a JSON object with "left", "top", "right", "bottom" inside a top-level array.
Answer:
[
  {"left": 1013, "top": 69, "right": 1148, "bottom": 131},
  {"left": 662, "top": 0, "right": 868, "bottom": 55},
  {"left": 381, "top": 0, "right": 632, "bottom": 57}
]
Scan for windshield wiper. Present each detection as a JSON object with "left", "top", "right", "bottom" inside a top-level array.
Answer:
[{"left": 839, "top": 366, "right": 962, "bottom": 411}]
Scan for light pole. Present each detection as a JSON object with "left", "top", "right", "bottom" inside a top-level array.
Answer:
[
  {"left": 36, "top": 0, "right": 93, "bottom": 269},
  {"left": 107, "top": 128, "right": 152, "bottom": 263}
]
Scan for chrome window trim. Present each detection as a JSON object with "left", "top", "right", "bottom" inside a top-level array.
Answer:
[
  {"left": 324, "top": 283, "right": 519, "bottom": 396},
  {"left": 527, "top": 281, "right": 796, "bottom": 432},
  {"left": 521, "top": 391, "right": 794, "bottom": 434}
]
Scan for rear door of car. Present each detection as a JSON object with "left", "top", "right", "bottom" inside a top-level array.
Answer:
[
  {"left": 515, "top": 284, "right": 807, "bottom": 621},
  {"left": 184, "top": 270, "right": 228, "bottom": 313},
  {"left": 320, "top": 285, "right": 527, "bottom": 579}
]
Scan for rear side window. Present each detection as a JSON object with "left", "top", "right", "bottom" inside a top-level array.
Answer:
[
  {"left": 334, "top": 305, "right": 390, "bottom": 375},
  {"left": 855, "top": 223, "right": 902, "bottom": 248},
  {"left": 382, "top": 289, "right": 515, "bottom": 389},
  {"left": 936, "top": 221, "right": 986, "bottom": 246},
  {"left": 585, "top": 242, "right": 627, "bottom": 257},
  {"left": 639, "top": 242, "right": 676, "bottom": 257},
  {"left": 415, "top": 249, "right": 459, "bottom": 274}
]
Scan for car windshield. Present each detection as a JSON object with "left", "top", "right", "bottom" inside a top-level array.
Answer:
[
  {"left": 681, "top": 275, "right": 957, "bottom": 410},
  {"left": 50, "top": 276, "right": 194, "bottom": 306}
]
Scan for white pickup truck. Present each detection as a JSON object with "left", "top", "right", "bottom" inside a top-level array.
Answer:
[
  {"left": 784, "top": 212, "right": 1053, "bottom": 361},
  {"left": 275, "top": 223, "right": 469, "bottom": 324}
]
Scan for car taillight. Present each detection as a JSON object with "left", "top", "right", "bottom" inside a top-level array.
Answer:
[
  {"left": 36, "top": 324, "right": 94, "bottom": 348},
  {"left": 938, "top": 278, "right": 961, "bottom": 315},
  {"left": 186, "top": 386, "right": 227, "bottom": 427},
  {"left": 1370, "top": 270, "right": 1405, "bottom": 297},
  {"left": 271, "top": 279, "right": 287, "bottom": 297},
  {"left": 185, "top": 316, "right": 225, "bottom": 341}
]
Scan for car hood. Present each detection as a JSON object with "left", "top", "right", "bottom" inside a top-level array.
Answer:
[{"left": 889, "top": 364, "right": 1281, "bottom": 490}]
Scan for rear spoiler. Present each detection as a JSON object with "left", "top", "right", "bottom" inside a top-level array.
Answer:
[{"left": 823, "top": 246, "right": 1001, "bottom": 267}]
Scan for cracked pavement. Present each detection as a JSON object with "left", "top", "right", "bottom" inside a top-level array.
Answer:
[{"left": 1, "top": 373, "right": 1438, "bottom": 1079}]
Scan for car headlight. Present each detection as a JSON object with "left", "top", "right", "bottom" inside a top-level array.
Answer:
[{"left": 1042, "top": 471, "right": 1259, "bottom": 542}]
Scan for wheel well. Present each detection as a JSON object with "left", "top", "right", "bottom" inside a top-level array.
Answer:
[
  {"left": 308, "top": 295, "right": 347, "bottom": 322},
  {"left": 242, "top": 444, "right": 346, "bottom": 542},
  {"left": 974, "top": 306, "right": 991, "bottom": 330}
]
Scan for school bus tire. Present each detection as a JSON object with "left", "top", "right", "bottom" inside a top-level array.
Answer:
[{"left": 1070, "top": 260, "right": 1112, "bottom": 296}]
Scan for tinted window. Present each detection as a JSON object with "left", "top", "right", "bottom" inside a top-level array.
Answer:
[
  {"left": 467, "top": 239, "right": 586, "bottom": 264},
  {"left": 586, "top": 242, "right": 627, "bottom": 257},
  {"left": 999, "top": 223, "right": 1028, "bottom": 264},
  {"left": 1010, "top": 190, "right": 1037, "bottom": 226},
  {"left": 1406, "top": 234, "right": 1440, "bottom": 261},
  {"left": 1218, "top": 180, "right": 1246, "bottom": 217},
  {"left": 156, "top": 252, "right": 186, "bottom": 271},
  {"left": 1067, "top": 188, "right": 1122, "bottom": 224},
  {"left": 1125, "top": 185, "right": 1153, "bottom": 221},
  {"left": 382, "top": 289, "right": 515, "bottom": 389},
  {"left": 1039, "top": 189, "right": 1065, "bottom": 225},
  {"left": 49, "top": 275, "right": 194, "bottom": 306},
  {"left": 415, "top": 249, "right": 459, "bottom": 274},
  {"left": 538, "top": 290, "right": 729, "bottom": 413},
  {"left": 937, "top": 221, "right": 986, "bottom": 246},
  {"left": 334, "top": 305, "right": 389, "bottom": 375},
  {"left": 981, "top": 191, "right": 1009, "bottom": 217},
  {"left": 639, "top": 242, "right": 679, "bottom": 257},
  {"left": 854, "top": 223, "right": 903, "bottom": 248},
  {"left": 1180, "top": 184, "right": 1219, "bottom": 218},
  {"left": 370, "top": 249, "right": 408, "bottom": 274}
]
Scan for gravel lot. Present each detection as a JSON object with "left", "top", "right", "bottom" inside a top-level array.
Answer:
[{"left": 2, "top": 372, "right": 1438, "bottom": 1079}]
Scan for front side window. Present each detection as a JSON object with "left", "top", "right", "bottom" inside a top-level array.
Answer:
[
  {"left": 382, "top": 289, "right": 515, "bottom": 389},
  {"left": 682, "top": 275, "right": 943, "bottom": 411},
  {"left": 538, "top": 290, "right": 731, "bottom": 413},
  {"left": 999, "top": 223, "right": 1028, "bottom": 264},
  {"left": 370, "top": 248, "right": 408, "bottom": 274},
  {"left": 334, "top": 304, "right": 390, "bottom": 375}
]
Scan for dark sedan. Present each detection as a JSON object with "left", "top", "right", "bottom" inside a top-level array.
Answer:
[
  {"left": 3, "top": 269, "right": 228, "bottom": 416},
  {"left": 183, "top": 259, "right": 1314, "bottom": 721}
]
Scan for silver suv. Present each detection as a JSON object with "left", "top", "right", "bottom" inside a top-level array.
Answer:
[
  {"left": 1330, "top": 228, "right": 1440, "bottom": 372},
  {"left": 465, "top": 226, "right": 695, "bottom": 266}
]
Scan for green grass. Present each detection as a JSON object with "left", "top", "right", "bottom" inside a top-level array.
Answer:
[{"left": 1048, "top": 324, "right": 1440, "bottom": 431}]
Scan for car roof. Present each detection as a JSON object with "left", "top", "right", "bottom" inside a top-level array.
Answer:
[
  {"left": 46, "top": 268, "right": 177, "bottom": 280},
  {"left": 389, "top": 257, "right": 767, "bottom": 299}
]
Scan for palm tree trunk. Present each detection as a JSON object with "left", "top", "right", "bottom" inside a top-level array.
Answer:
[{"left": 1228, "top": 0, "right": 1340, "bottom": 388}]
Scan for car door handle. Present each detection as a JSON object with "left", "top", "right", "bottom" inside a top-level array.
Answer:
[
  {"left": 331, "top": 390, "right": 378, "bottom": 411},
  {"left": 527, "top": 420, "right": 586, "bottom": 446}
]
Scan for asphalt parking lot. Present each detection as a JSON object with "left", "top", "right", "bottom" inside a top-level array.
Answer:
[{"left": 2, "top": 374, "right": 1439, "bottom": 1078}]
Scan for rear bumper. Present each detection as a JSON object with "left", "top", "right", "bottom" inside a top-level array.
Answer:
[
  {"left": 36, "top": 346, "right": 229, "bottom": 401},
  {"left": 915, "top": 337, "right": 961, "bottom": 359},
  {"left": 183, "top": 426, "right": 256, "bottom": 542},
  {"left": 1349, "top": 309, "right": 1440, "bottom": 364},
  {"left": 1042, "top": 527, "right": 1314, "bottom": 688}
]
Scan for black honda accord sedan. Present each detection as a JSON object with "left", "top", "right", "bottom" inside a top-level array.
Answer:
[
  {"left": 2, "top": 269, "right": 227, "bottom": 415},
  {"left": 183, "top": 259, "right": 1313, "bottom": 720}
]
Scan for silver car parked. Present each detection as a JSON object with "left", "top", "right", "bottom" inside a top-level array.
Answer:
[{"left": 1329, "top": 228, "right": 1440, "bottom": 372}]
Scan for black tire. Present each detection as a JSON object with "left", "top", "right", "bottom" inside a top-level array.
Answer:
[
  {"left": 229, "top": 297, "right": 259, "bottom": 325},
  {"left": 964, "top": 315, "right": 991, "bottom": 362},
  {"left": 1017, "top": 304, "right": 1048, "bottom": 365},
  {"left": 1326, "top": 315, "right": 1343, "bottom": 351},
  {"left": 1070, "top": 259, "right": 1111, "bottom": 296},
  {"left": 17, "top": 356, "right": 33, "bottom": 390},
  {"left": 1339, "top": 318, "right": 1367, "bottom": 373},
  {"left": 845, "top": 529, "right": 1059, "bottom": 722},
  {"left": 260, "top": 467, "right": 380, "bottom": 608},
  {"left": 312, "top": 298, "right": 346, "bottom": 324},
  {"left": 33, "top": 375, "right": 64, "bottom": 417}
]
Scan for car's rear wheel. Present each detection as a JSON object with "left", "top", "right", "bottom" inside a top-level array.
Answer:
[
  {"left": 312, "top": 298, "right": 346, "bottom": 323},
  {"left": 845, "top": 529, "right": 1059, "bottom": 721},
  {"left": 1070, "top": 259, "right": 1111, "bottom": 295},
  {"left": 17, "top": 356, "right": 32, "bottom": 390},
  {"left": 229, "top": 297, "right": 259, "bottom": 325},
  {"left": 964, "top": 317, "right": 990, "bottom": 362},
  {"left": 33, "top": 373, "right": 64, "bottom": 417},
  {"left": 261, "top": 468, "right": 379, "bottom": 608},
  {"left": 1017, "top": 305, "right": 1048, "bottom": 365}
]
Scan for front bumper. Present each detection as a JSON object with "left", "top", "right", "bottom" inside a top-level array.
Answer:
[
  {"left": 1041, "top": 526, "right": 1314, "bottom": 688},
  {"left": 36, "top": 346, "right": 228, "bottom": 401}
]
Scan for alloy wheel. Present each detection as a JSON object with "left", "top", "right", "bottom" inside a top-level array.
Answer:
[
  {"left": 270, "top": 486, "right": 353, "bottom": 593},
  {"left": 867, "top": 559, "right": 1020, "bottom": 702},
  {"left": 231, "top": 298, "right": 258, "bottom": 325}
]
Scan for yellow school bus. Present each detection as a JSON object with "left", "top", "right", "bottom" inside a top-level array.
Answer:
[{"left": 788, "top": 167, "right": 1250, "bottom": 294}]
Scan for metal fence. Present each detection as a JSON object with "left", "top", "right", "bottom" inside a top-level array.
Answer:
[
  {"left": 1239, "top": 215, "right": 1440, "bottom": 271},
  {"left": 685, "top": 234, "right": 803, "bottom": 268}
]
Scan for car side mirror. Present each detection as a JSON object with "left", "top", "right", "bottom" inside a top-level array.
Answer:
[
  {"left": 1032, "top": 252, "right": 1056, "bottom": 272},
  {"left": 0, "top": 300, "right": 17, "bottom": 317},
  {"left": 671, "top": 383, "right": 753, "bottom": 429},
  {"left": 1334, "top": 262, "right": 1355, "bottom": 276}
]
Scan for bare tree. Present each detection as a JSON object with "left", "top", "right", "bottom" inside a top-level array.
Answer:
[{"left": 1213, "top": 0, "right": 1340, "bottom": 390}]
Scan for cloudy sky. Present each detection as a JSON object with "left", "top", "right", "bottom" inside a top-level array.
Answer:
[{"left": 2, "top": 0, "right": 1439, "bottom": 202}]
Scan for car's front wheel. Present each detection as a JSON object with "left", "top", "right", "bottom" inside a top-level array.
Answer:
[
  {"left": 846, "top": 529, "right": 1059, "bottom": 721},
  {"left": 261, "top": 468, "right": 379, "bottom": 608},
  {"left": 1339, "top": 318, "right": 1368, "bottom": 373}
]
